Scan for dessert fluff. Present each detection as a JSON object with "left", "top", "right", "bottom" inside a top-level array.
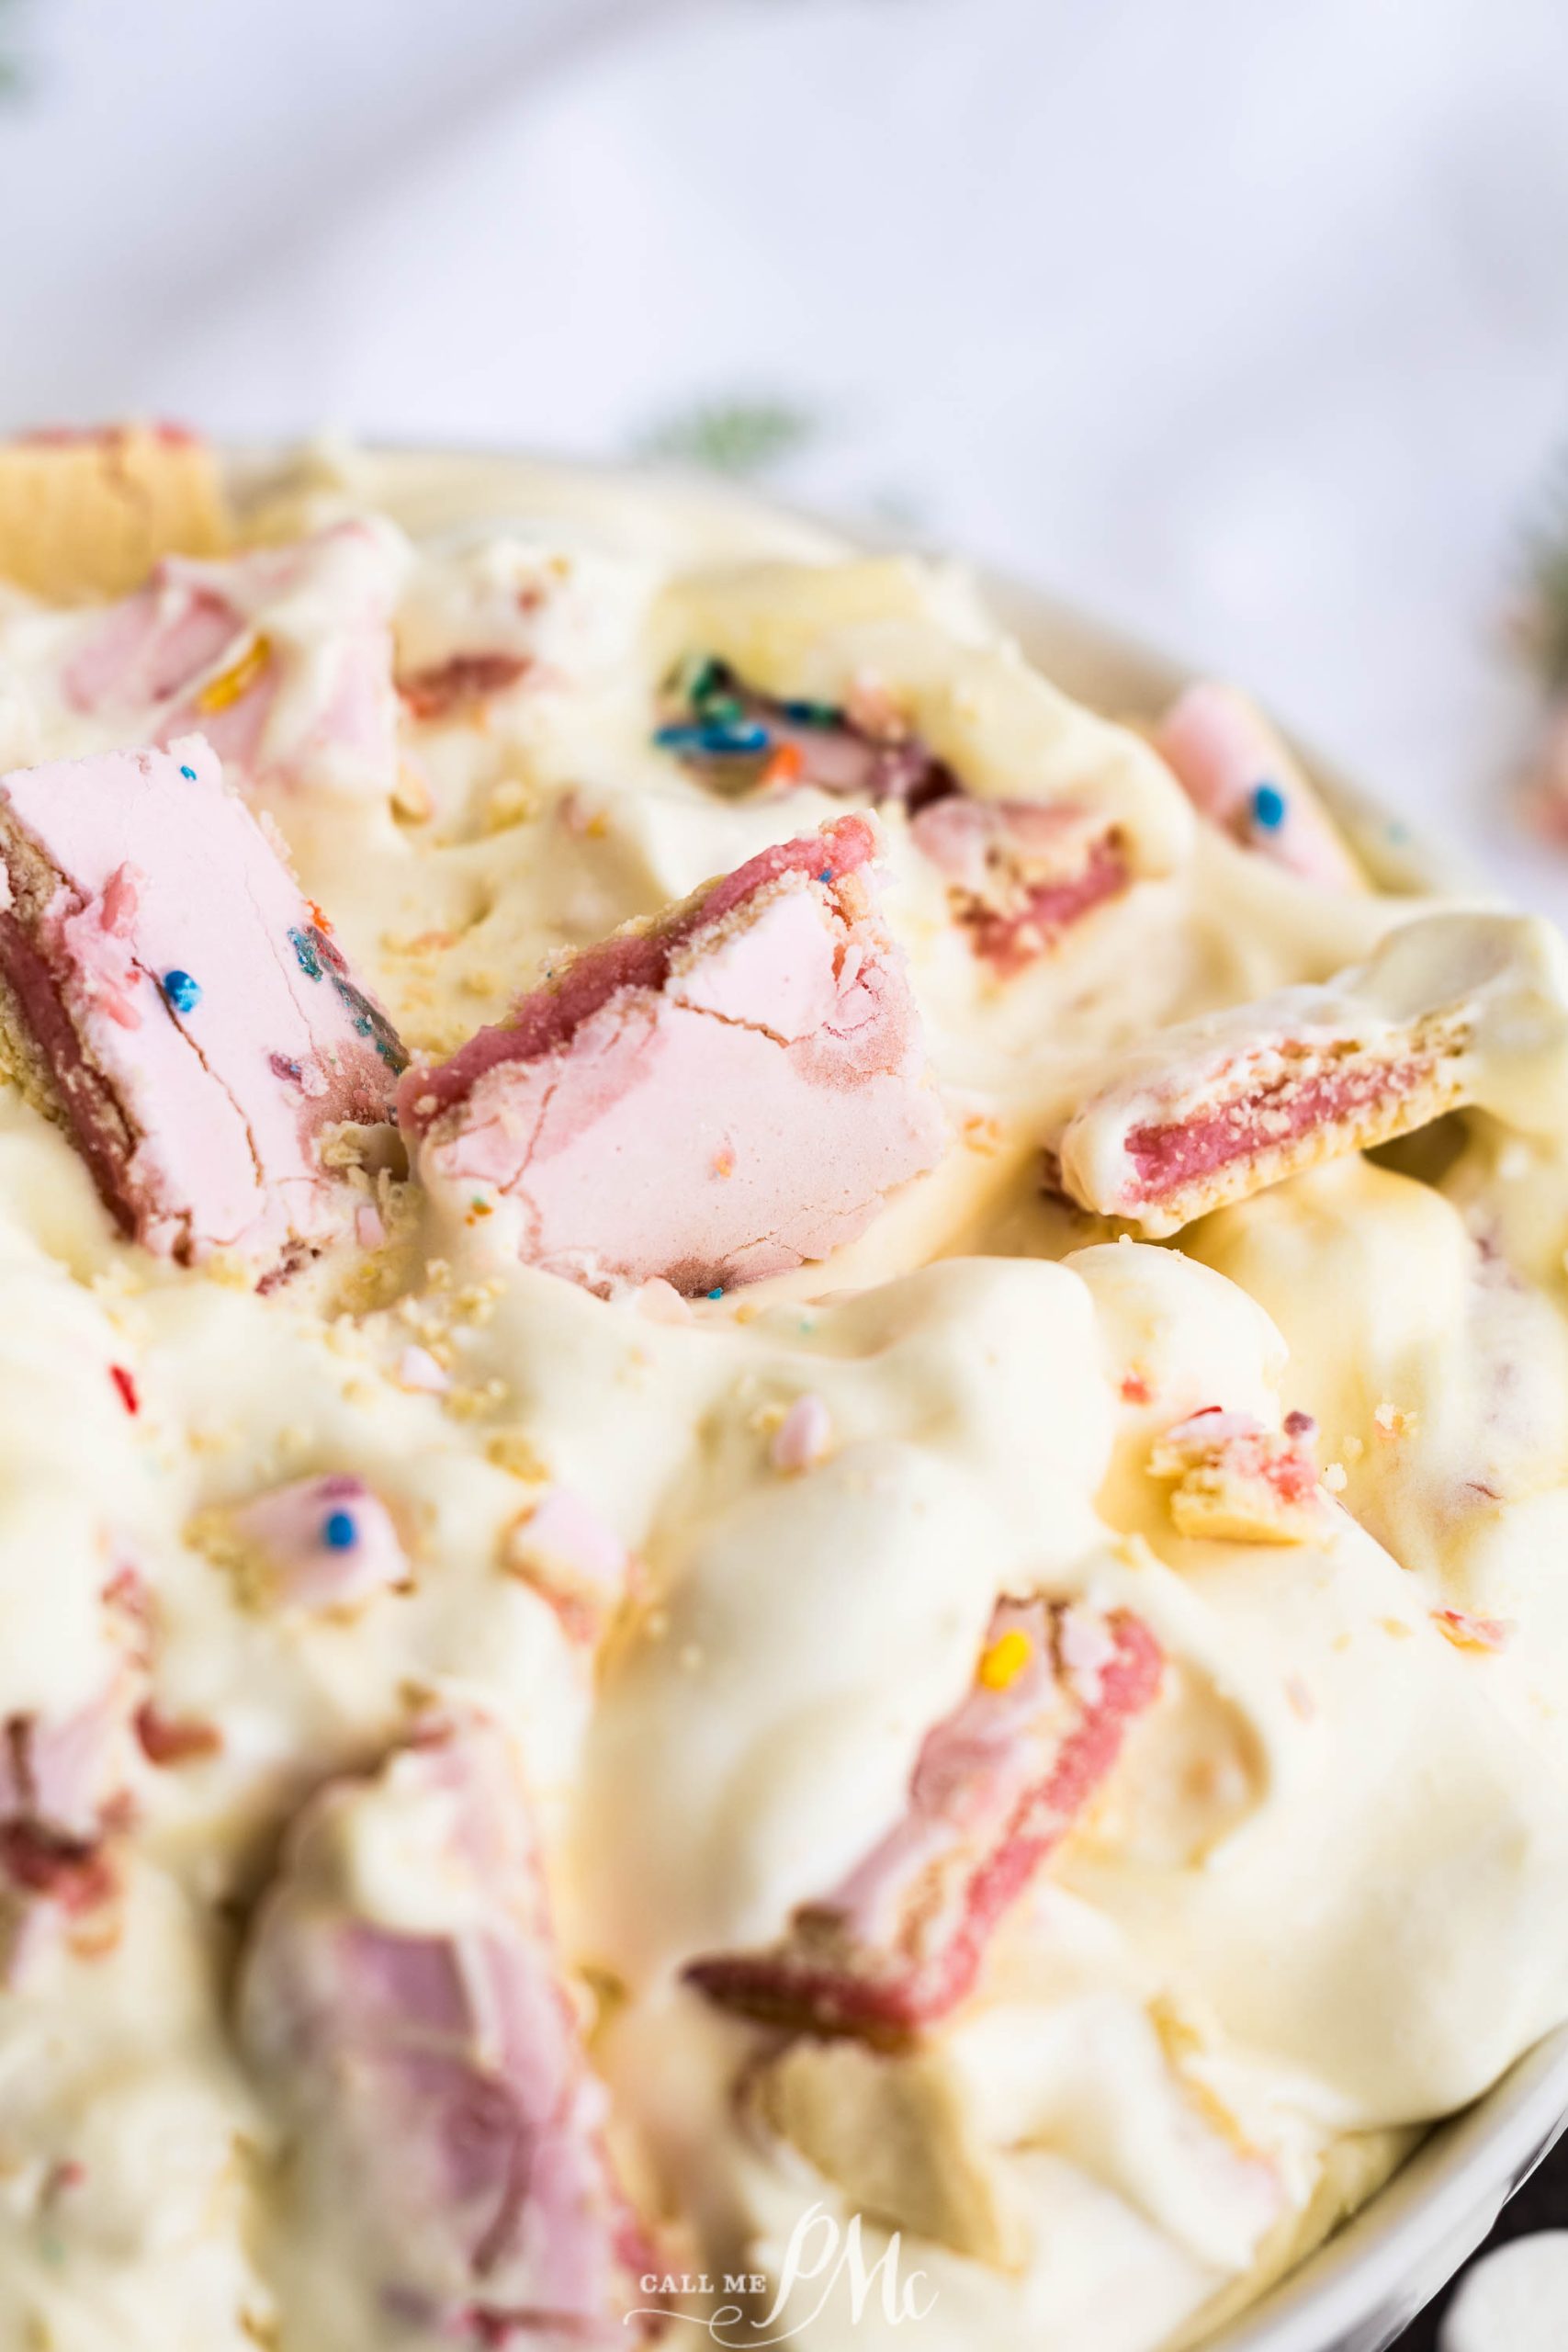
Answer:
[{"left": 0, "top": 430, "right": 1565, "bottom": 2352}]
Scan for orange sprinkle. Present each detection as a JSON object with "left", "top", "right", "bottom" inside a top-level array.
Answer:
[
  {"left": 1432, "top": 1608, "right": 1510, "bottom": 1654},
  {"left": 197, "top": 632, "right": 271, "bottom": 713},
  {"left": 307, "top": 899, "right": 333, "bottom": 934},
  {"left": 713, "top": 1147, "right": 735, "bottom": 1180},
  {"left": 977, "top": 1627, "right": 1032, "bottom": 1692},
  {"left": 761, "top": 741, "right": 805, "bottom": 788},
  {"left": 1120, "top": 1372, "right": 1151, "bottom": 1405}
]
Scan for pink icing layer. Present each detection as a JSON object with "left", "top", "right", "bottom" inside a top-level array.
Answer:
[
  {"left": 401, "top": 816, "right": 943, "bottom": 1295},
  {"left": 400, "top": 812, "right": 877, "bottom": 1129},
  {"left": 685, "top": 1601, "right": 1163, "bottom": 2039},
  {"left": 240, "top": 1713, "right": 661, "bottom": 2343},
  {"left": 1125, "top": 1051, "right": 1430, "bottom": 1201},
  {"left": 0, "top": 737, "right": 404, "bottom": 1271},
  {"left": 911, "top": 797, "right": 1129, "bottom": 972}
]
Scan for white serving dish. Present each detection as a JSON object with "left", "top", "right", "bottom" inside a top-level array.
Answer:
[{"left": 234, "top": 444, "right": 1568, "bottom": 2352}]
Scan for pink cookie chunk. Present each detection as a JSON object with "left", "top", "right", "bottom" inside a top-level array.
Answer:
[
  {"left": 685, "top": 1599, "right": 1162, "bottom": 2042},
  {"left": 910, "top": 797, "right": 1129, "bottom": 971},
  {"left": 1155, "top": 682, "right": 1363, "bottom": 891},
  {"left": 399, "top": 815, "right": 946, "bottom": 1295},
  {"left": 240, "top": 1711, "right": 663, "bottom": 2346},
  {"left": 1052, "top": 914, "right": 1568, "bottom": 1237},
  {"left": 60, "top": 520, "right": 401, "bottom": 800},
  {"left": 502, "top": 1487, "right": 631, "bottom": 1645},
  {"left": 0, "top": 736, "right": 406, "bottom": 1274},
  {"left": 230, "top": 1475, "right": 410, "bottom": 1612},
  {"left": 1148, "top": 1407, "right": 1326, "bottom": 1544},
  {"left": 0, "top": 1568, "right": 148, "bottom": 1951}
]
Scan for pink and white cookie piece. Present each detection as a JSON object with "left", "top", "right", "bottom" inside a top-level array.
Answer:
[
  {"left": 1148, "top": 1407, "right": 1326, "bottom": 1544},
  {"left": 1155, "top": 682, "right": 1363, "bottom": 890},
  {"left": 0, "top": 1566, "right": 150, "bottom": 1957},
  {"left": 59, "top": 519, "right": 404, "bottom": 802},
  {"left": 502, "top": 1486, "right": 632, "bottom": 1645},
  {"left": 399, "top": 813, "right": 947, "bottom": 1296},
  {"left": 909, "top": 797, "right": 1130, "bottom": 973},
  {"left": 685, "top": 1597, "right": 1163, "bottom": 2041},
  {"left": 0, "top": 736, "right": 406, "bottom": 1275},
  {"left": 229, "top": 1475, "right": 410, "bottom": 1613},
  {"left": 239, "top": 1709, "right": 663, "bottom": 2346},
  {"left": 1055, "top": 912, "right": 1568, "bottom": 1237}
]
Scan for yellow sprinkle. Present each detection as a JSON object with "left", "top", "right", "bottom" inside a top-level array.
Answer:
[
  {"left": 484, "top": 776, "right": 537, "bottom": 831},
  {"left": 197, "top": 632, "right": 271, "bottom": 713},
  {"left": 392, "top": 764, "right": 434, "bottom": 822},
  {"left": 977, "top": 1627, "right": 1032, "bottom": 1692}
]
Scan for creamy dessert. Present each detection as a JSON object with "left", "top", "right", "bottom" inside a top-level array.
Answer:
[{"left": 0, "top": 431, "right": 1566, "bottom": 2352}]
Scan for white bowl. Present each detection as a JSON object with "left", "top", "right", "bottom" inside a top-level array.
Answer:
[{"left": 236, "top": 444, "right": 1568, "bottom": 2352}]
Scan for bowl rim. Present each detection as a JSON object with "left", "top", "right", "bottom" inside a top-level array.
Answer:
[{"left": 236, "top": 439, "right": 1568, "bottom": 2349}]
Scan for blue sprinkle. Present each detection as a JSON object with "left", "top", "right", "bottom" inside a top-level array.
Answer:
[
  {"left": 162, "top": 969, "right": 202, "bottom": 1014},
  {"left": 655, "top": 718, "right": 770, "bottom": 760},
  {"left": 707, "top": 1285, "right": 724, "bottom": 1301},
  {"left": 781, "top": 698, "right": 840, "bottom": 729},
  {"left": 178, "top": 763, "right": 197, "bottom": 781},
  {"left": 321, "top": 1510, "right": 357, "bottom": 1551},
  {"left": 702, "top": 718, "right": 769, "bottom": 756},
  {"left": 1250, "top": 781, "right": 1288, "bottom": 832},
  {"left": 288, "top": 925, "right": 323, "bottom": 980},
  {"left": 818, "top": 868, "right": 832, "bottom": 883}
]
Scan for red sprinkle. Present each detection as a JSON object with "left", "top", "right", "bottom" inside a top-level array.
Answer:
[
  {"left": 1119, "top": 1372, "right": 1151, "bottom": 1405},
  {"left": 108, "top": 1364, "right": 140, "bottom": 1416}
]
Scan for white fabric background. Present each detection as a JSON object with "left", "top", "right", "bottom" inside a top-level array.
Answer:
[{"left": 3, "top": 0, "right": 1567, "bottom": 910}]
